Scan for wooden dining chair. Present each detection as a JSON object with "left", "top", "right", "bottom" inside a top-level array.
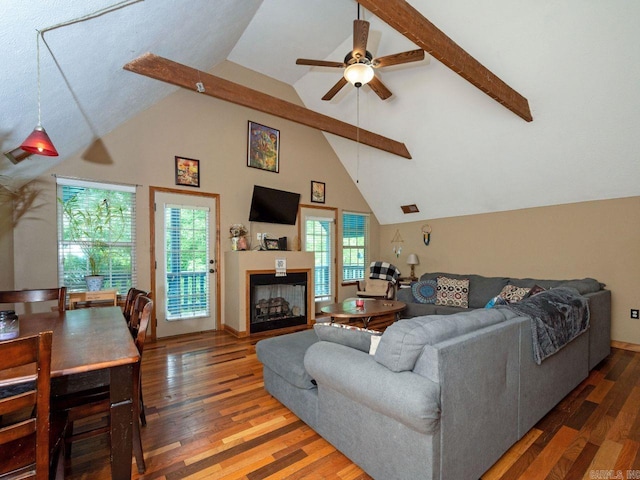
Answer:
[
  {"left": 55, "top": 295, "right": 153, "bottom": 474},
  {"left": 0, "top": 287, "right": 67, "bottom": 312},
  {"left": 123, "top": 287, "right": 149, "bottom": 327},
  {"left": 0, "top": 330, "right": 65, "bottom": 479}
]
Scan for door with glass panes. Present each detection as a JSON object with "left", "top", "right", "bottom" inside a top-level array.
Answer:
[
  {"left": 301, "top": 206, "right": 337, "bottom": 311},
  {"left": 154, "top": 191, "right": 218, "bottom": 337}
]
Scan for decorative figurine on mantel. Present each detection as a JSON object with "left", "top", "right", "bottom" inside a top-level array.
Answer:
[{"left": 230, "top": 223, "right": 249, "bottom": 251}]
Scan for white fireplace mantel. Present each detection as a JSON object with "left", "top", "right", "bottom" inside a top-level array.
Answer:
[{"left": 224, "top": 250, "right": 315, "bottom": 336}]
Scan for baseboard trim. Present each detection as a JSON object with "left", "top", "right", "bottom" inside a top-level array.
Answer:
[{"left": 611, "top": 340, "right": 640, "bottom": 352}]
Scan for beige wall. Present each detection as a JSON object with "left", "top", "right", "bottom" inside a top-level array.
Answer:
[
  {"left": 380, "top": 196, "right": 640, "bottom": 344},
  {"left": 0, "top": 187, "right": 15, "bottom": 291},
  {"left": 11, "top": 61, "right": 379, "bottom": 319}
]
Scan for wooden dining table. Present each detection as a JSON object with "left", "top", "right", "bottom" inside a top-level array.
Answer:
[{"left": 0, "top": 306, "right": 140, "bottom": 480}]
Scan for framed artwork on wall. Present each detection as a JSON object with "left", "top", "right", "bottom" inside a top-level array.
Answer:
[
  {"left": 175, "top": 156, "right": 200, "bottom": 187},
  {"left": 247, "top": 121, "right": 279, "bottom": 173},
  {"left": 311, "top": 180, "right": 325, "bottom": 204}
]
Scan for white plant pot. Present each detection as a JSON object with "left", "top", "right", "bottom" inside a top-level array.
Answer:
[{"left": 85, "top": 275, "right": 104, "bottom": 291}]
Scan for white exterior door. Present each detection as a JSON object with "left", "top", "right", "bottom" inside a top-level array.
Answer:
[
  {"left": 301, "top": 206, "right": 337, "bottom": 311},
  {"left": 154, "top": 191, "right": 218, "bottom": 338}
]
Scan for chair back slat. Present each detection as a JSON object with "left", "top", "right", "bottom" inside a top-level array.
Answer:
[
  {"left": 0, "top": 288, "right": 67, "bottom": 312},
  {"left": 0, "top": 330, "right": 52, "bottom": 479}
]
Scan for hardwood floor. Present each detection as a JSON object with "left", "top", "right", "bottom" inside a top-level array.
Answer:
[{"left": 63, "top": 328, "right": 640, "bottom": 480}]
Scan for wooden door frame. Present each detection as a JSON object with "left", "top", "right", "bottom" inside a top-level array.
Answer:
[
  {"left": 298, "top": 204, "right": 339, "bottom": 304},
  {"left": 149, "top": 186, "right": 221, "bottom": 341}
]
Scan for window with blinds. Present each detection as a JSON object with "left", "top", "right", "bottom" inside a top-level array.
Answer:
[
  {"left": 342, "top": 212, "right": 369, "bottom": 282},
  {"left": 57, "top": 178, "right": 136, "bottom": 294}
]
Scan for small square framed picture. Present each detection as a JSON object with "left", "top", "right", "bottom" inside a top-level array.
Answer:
[
  {"left": 264, "top": 238, "right": 280, "bottom": 250},
  {"left": 175, "top": 156, "right": 200, "bottom": 187},
  {"left": 311, "top": 180, "right": 325, "bottom": 204}
]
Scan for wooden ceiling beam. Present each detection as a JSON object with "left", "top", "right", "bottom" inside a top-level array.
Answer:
[
  {"left": 123, "top": 53, "right": 411, "bottom": 159},
  {"left": 357, "top": 0, "right": 533, "bottom": 122}
]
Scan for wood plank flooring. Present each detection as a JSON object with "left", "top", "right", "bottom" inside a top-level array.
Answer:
[{"left": 62, "top": 328, "right": 640, "bottom": 480}]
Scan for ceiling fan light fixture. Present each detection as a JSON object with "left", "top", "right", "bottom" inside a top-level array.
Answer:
[{"left": 344, "top": 62, "right": 374, "bottom": 87}]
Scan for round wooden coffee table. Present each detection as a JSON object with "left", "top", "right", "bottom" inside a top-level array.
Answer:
[{"left": 320, "top": 298, "right": 406, "bottom": 328}]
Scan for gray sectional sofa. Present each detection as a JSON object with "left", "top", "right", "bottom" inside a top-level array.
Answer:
[{"left": 256, "top": 274, "right": 611, "bottom": 480}]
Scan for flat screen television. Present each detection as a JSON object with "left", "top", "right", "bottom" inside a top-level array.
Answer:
[{"left": 249, "top": 185, "right": 300, "bottom": 225}]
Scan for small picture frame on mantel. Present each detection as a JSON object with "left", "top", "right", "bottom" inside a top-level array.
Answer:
[
  {"left": 311, "top": 180, "right": 325, "bottom": 204},
  {"left": 264, "top": 238, "right": 280, "bottom": 250}
]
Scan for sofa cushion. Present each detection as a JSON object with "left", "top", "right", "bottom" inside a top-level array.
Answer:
[
  {"left": 411, "top": 279, "right": 437, "bottom": 304},
  {"left": 374, "top": 309, "right": 509, "bottom": 372},
  {"left": 304, "top": 342, "right": 441, "bottom": 435},
  {"left": 499, "top": 285, "right": 531, "bottom": 303},
  {"left": 255, "top": 329, "right": 318, "bottom": 390},
  {"left": 436, "top": 276, "right": 469, "bottom": 308},
  {"left": 314, "top": 323, "right": 381, "bottom": 353}
]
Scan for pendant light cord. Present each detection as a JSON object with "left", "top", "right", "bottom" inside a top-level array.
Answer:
[{"left": 35, "top": 30, "right": 42, "bottom": 127}]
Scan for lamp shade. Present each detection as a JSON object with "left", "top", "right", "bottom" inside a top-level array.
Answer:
[
  {"left": 20, "top": 125, "right": 58, "bottom": 156},
  {"left": 406, "top": 253, "right": 419, "bottom": 266},
  {"left": 344, "top": 62, "right": 374, "bottom": 87}
]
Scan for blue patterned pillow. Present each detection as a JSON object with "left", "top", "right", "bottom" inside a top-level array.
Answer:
[{"left": 411, "top": 279, "right": 437, "bottom": 304}]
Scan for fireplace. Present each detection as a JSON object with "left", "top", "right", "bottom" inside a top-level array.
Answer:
[{"left": 249, "top": 272, "right": 307, "bottom": 333}]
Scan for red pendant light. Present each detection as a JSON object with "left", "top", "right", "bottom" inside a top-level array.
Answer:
[
  {"left": 21, "top": 125, "right": 58, "bottom": 156},
  {"left": 21, "top": 31, "right": 58, "bottom": 157}
]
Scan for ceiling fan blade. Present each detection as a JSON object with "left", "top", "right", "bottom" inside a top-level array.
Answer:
[
  {"left": 367, "top": 75, "right": 393, "bottom": 100},
  {"left": 373, "top": 49, "right": 425, "bottom": 68},
  {"left": 353, "top": 19, "right": 370, "bottom": 59},
  {"left": 322, "top": 77, "right": 349, "bottom": 101},
  {"left": 296, "top": 59, "right": 345, "bottom": 68}
]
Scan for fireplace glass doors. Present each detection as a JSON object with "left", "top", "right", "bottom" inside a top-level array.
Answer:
[{"left": 249, "top": 272, "right": 307, "bottom": 333}]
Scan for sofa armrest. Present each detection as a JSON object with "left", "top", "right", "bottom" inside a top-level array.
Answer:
[
  {"left": 424, "top": 319, "right": 521, "bottom": 480},
  {"left": 584, "top": 289, "right": 611, "bottom": 369},
  {"left": 304, "top": 341, "right": 440, "bottom": 435}
]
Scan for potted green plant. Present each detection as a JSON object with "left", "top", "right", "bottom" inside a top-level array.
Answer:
[{"left": 60, "top": 194, "right": 125, "bottom": 291}]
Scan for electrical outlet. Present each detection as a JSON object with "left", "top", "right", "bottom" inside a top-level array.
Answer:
[
  {"left": 257, "top": 232, "right": 263, "bottom": 242},
  {"left": 631, "top": 309, "right": 639, "bottom": 319}
]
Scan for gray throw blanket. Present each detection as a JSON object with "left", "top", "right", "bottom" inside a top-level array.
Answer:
[{"left": 502, "top": 287, "right": 590, "bottom": 365}]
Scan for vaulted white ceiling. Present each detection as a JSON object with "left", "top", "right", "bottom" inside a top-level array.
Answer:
[{"left": 2, "top": 0, "right": 639, "bottom": 224}]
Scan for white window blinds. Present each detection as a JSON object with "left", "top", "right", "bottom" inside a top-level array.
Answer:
[
  {"left": 342, "top": 212, "right": 369, "bottom": 282},
  {"left": 57, "top": 177, "right": 136, "bottom": 294}
]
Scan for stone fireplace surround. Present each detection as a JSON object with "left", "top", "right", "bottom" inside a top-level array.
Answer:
[{"left": 224, "top": 251, "right": 315, "bottom": 336}]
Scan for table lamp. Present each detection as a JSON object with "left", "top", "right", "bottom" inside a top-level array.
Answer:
[{"left": 407, "top": 253, "right": 419, "bottom": 279}]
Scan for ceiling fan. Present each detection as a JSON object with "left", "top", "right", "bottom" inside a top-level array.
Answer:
[{"left": 296, "top": 9, "right": 425, "bottom": 101}]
